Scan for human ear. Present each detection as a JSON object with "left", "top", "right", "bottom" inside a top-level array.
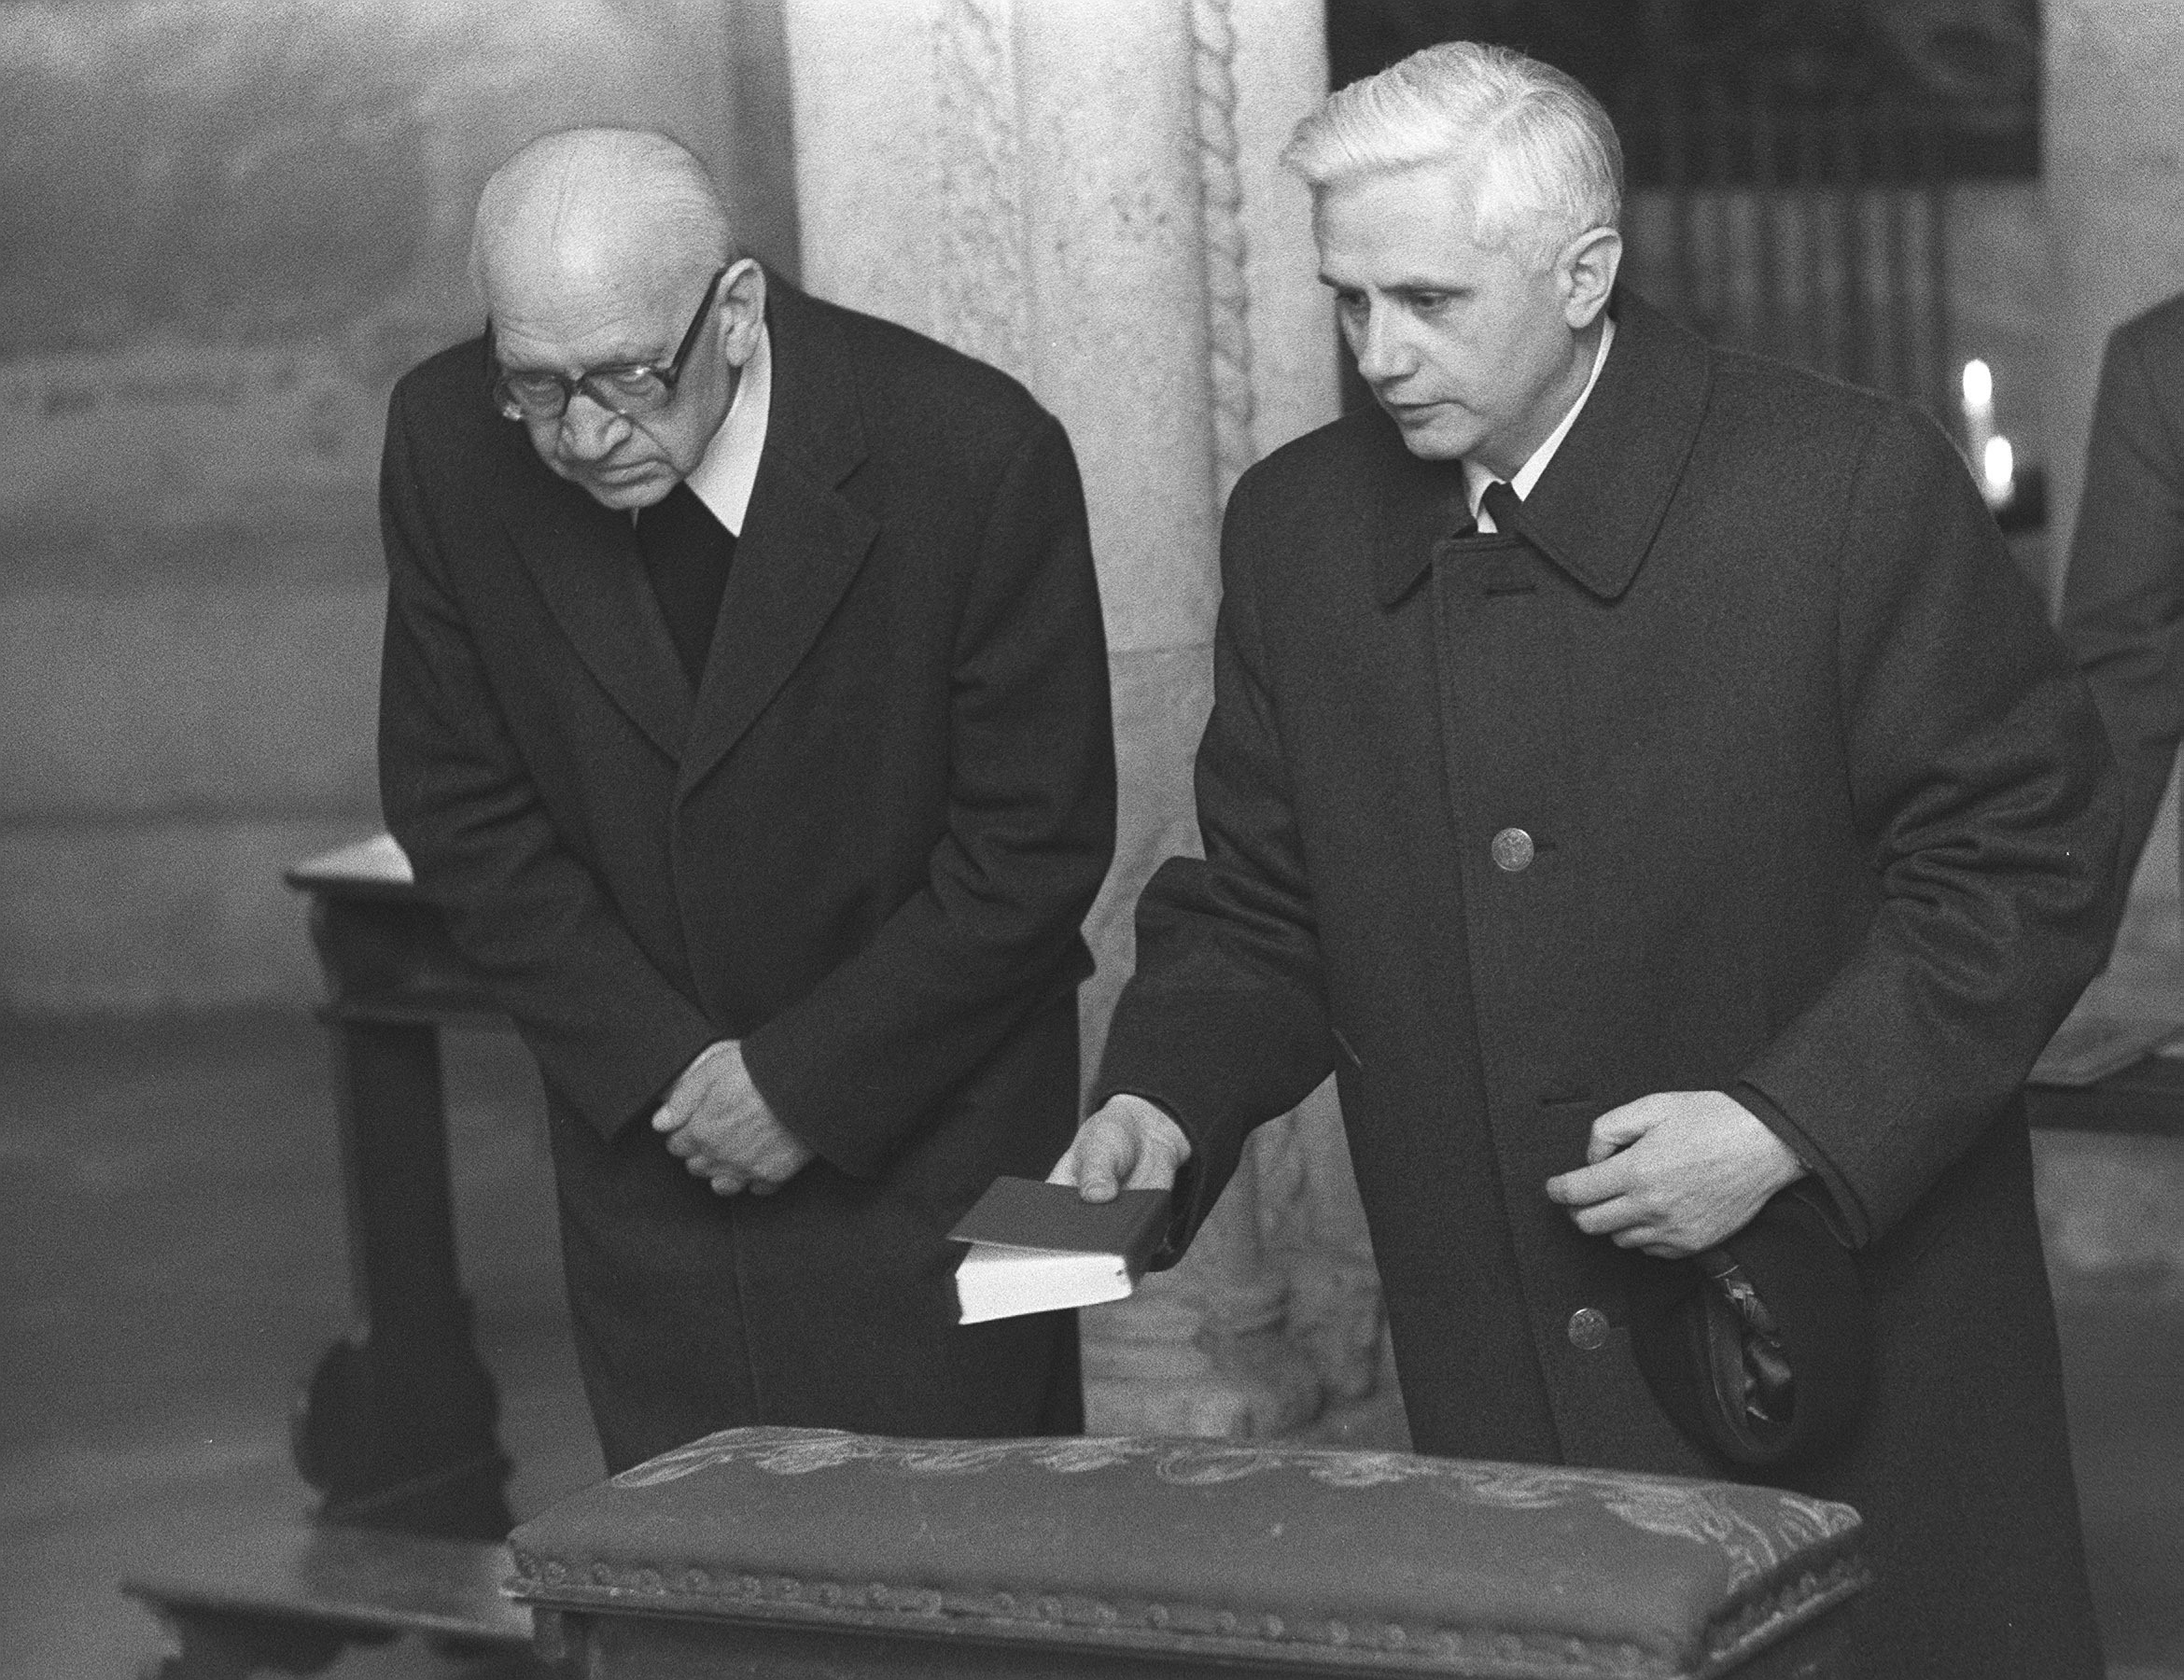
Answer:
[
  {"left": 717, "top": 258, "right": 768, "bottom": 366},
  {"left": 1557, "top": 227, "right": 1621, "bottom": 329}
]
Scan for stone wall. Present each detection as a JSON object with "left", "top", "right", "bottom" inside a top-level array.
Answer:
[
  {"left": 782, "top": 0, "right": 1394, "bottom": 1439},
  {"left": 0, "top": 0, "right": 793, "bottom": 1014}
]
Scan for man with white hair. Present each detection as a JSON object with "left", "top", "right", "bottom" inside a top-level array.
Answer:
[
  {"left": 1057, "top": 42, "right": 2112, "bottom": 1678},
  {"left": 379, "top": 127, "right": 1113, "bottom": 1471}
]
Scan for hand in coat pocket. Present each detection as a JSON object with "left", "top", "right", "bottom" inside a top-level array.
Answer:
[{"left": 1545, "top": 1091, "right": 1805, "bottom": 1258}]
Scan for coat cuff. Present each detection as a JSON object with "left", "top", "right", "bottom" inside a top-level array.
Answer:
[
  {"left": 1085, "top": 1088, "right": 1214, "bottom": 1272},
  {"left": 550, "top": 1013, "right": 723, "bottom": 1143},
  {"left": 1727, "top": 1079, "right": 1865, "bottom": 1248}
]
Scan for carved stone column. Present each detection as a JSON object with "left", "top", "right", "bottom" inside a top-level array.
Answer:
[{"left": 783, "top": 0, "right": 1380, "bottom": 1436}]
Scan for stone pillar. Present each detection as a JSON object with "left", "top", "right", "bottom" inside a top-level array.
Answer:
[
  {"left": 784, "top": 0, "right": 1380, "bottom": 1437},
  {"left": 2047, "top": 2, "right": 2184, "bottom": 965}
]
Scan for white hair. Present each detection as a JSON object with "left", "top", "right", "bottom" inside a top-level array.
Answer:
[{"left": 1283, "top": 41, "right": 1622, "bottom": 265}]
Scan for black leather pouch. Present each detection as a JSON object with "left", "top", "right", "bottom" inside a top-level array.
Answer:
[{"left": 1628, "top": 1182, "right": 1871, "bottom": 1469}]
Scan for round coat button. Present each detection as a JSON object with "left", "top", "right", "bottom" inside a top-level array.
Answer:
[
  {"left": 1491, "top": 827, "right": 1535, "bottom": 872},
  {"left": 1567, "top": 1307, "right": 1610, "bottom": 1351}
]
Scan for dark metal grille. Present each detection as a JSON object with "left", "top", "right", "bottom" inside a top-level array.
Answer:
[{"left": 1619, "top": 74, "right": 1954, "bottom": 420}]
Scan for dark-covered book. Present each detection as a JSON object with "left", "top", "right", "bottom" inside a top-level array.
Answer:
[{"left": 946, "top": 1177, "right": 1172, "bottom": 1324}]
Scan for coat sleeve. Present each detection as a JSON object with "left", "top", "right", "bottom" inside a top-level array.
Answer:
[
  {"left": 1737, "top": 405, "right": 2121, "bottom": 1245},
  {"left": 1088, "top": 470, "right": 1338, "bottom": 1247},
  {"left": 2057, "top": 309, "right": 2184, "bottom": 885},
  {"left": 377, "top": 383, "right": 721, "bottom": 1134},
  {"left": 735, "top": 413, "right": 1117, "bottom": 1178}
]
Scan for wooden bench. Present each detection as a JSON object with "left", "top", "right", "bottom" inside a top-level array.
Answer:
[
  {"left": 120, "top": 1520, "right": 538, "bottom": 1678},
  {"left": 508, "top": 1426, "right": 1869, "bottom": 1678},
  {"left": 283, "top": 836, "right": 517, "bottom": 1542}
]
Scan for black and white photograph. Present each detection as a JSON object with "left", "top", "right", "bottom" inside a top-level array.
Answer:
[{"left": 3, "top": 2, "right": 2181, "bottom": 1676}]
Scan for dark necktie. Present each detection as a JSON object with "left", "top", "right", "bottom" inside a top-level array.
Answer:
[
  {"left": 637, "top": 482, "right": 735, "bottom": 690},
  {"left": 1480, "top": 478, "right": 1524, "bottom": 536}
]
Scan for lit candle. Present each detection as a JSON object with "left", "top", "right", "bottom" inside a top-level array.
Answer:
[
  {"left": 1981, "top": 435, "right": 2015, "bottom": 510},
  {"left": 1961, "top": 359, "right": 1995, "bottom": 467}
]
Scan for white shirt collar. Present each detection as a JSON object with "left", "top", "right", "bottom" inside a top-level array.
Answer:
[
  {"left": 1466, "top": 315, "right": 1616, "bottom": 531},
  {"left": 681, "top": 321, "right": 772, "bottom": 536}
]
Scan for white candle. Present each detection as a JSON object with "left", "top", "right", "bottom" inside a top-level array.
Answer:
[{"left": 1961, "top": 359, "right": 1995, "bottom": 464}]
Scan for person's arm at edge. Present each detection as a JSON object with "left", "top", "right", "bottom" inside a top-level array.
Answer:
[
  {"left": 2057, "top": 311, "right": 2184, "bottom": 904},
  {"left": 1054, "top": 462, "right": 1337, "bottom": 1264}
]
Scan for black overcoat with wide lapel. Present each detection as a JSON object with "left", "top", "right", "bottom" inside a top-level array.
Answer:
[
  {"left": 379, "top": 278, "right": 1114, "bottom": 1467},
  {"left": 1099, "top": 293, "right": 2115, "bottom": 1678}
]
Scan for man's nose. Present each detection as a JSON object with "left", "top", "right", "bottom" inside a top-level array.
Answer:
[
  {"left": 556, "top": 392, "right": 630, "bottom": 458},
  {"left": 1351, "top": 304, "right": 1414, "bottom": 385}
]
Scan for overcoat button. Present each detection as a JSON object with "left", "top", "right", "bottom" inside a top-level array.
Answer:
[
  {"left": 1567, "top": 1307, "right": 1609, "bottom": 1351},
  {"left": 1491, "top": 827, "right": 1535, "bottom": 872}
]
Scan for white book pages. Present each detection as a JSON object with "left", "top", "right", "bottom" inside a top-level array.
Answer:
[{"left": 953, "top": 1243, "right": 1135, "bottom": 1324}]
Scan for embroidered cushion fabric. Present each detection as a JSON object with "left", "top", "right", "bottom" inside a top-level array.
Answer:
[{"left": 510, "top": 1426, "right": 1866, "bottom": 1677}]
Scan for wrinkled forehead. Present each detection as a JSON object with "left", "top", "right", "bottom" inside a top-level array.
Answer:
[
  {"left": 473, "top": 133, "right": 728, "bottom": 334},
  {"left": 485, "top": 261, "right": 693, "bottom": 374},
  {"left": 481, "top": 209, "right": 703, "bottom": 358}
]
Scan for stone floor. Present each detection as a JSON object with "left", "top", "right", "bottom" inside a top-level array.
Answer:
[
  {"left": 1, "top": 1014, "right": 595, "bottom": 1680},
  {"left": 3, "top": 1008, "right": 2181, "bottom": 1678}
]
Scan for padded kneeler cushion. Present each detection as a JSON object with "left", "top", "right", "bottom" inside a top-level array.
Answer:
[{"left": 507, "top": 1426, "right": 1866, "bottom": 1678}]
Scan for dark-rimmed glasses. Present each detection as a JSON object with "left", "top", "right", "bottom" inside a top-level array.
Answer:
[{"left": 486, "top": 266, "right": 730, "bottom": 422}]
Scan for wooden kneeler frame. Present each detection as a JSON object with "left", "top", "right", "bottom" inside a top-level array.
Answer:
[{"left": 121, "top": 1523, "right": 535, "bottom": 1679}]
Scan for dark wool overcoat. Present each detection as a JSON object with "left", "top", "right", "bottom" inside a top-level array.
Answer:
[
  {"left": 2060, "top": 288, "right": 2184, "bottom": 887},
  {"left": 379, "top": 280, "right": 1115, "bottom": 1472},
  {"left": 1097, "top": 294, "right": 2117, "bottom": 1679}
]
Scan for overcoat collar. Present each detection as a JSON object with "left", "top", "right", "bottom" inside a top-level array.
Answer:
[
  {"left": 677, "top": 280, "right": 877, "bottom": 797},
  {"left": 501, "top": 276, "right": 878, "bottom": 790},
  {"left": 505, "top": 452, "right": 690, "bottom": 762},
  {"left": 1372, "top": 292, "right": 1714, "bottom": 606}
]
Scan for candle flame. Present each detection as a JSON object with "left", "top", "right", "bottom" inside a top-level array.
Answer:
[
  {"left": 1962, "top": 359, "right": 1994, "bottom": 408},
  {"left": 1981, "top": 436, "right": 2014, "bottom": 505}
]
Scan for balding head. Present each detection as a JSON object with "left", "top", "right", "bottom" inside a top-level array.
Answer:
[
  {"left": 469, "top": 127, "right": 736, "bottom": 317},
  {"left": 469, "top": 127, "right": 766, "bottom": 512}
]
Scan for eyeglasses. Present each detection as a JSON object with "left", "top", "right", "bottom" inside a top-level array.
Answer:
[{"left": 486, "top": 266, "right": 730, "bottom": 422}]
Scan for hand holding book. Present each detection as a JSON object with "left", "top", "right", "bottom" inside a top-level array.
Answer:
[
  {"left": 1046, "top": 1093, "right": 1193, "bottom": 1200},
  {"left": 947, "top": 1099, "right": 1190, "bottom": 1325},
  {"left": 949, "top": 1178, "right": 1173, "bottom": 1324}
]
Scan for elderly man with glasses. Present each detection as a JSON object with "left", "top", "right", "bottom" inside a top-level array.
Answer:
[{"left": 377, "top": 126, "right": 1114, "bottom": 1472}]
